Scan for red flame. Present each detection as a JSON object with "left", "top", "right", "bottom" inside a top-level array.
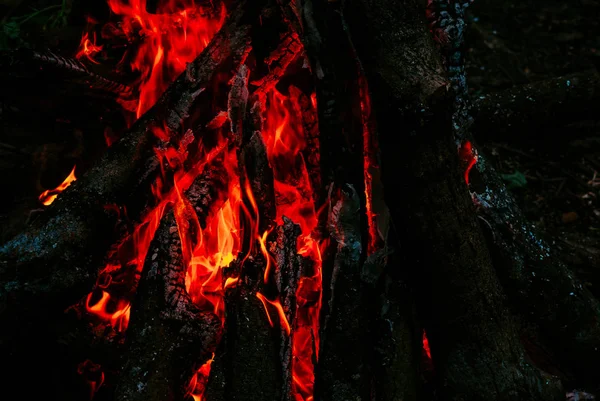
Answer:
[
  {"left": 261, "top": 87, "right": 323, "bottom": 401},
  {"left": 423, "top": 330, "right": 432, "bottom": 359},
  {"left": 39, "top": 165, "right": 77, "bottom": 206},
  {"left": 458, "top": 140, "right": 478, "bottom": 185},
  {"left": 76, "top": 32, "right": 103, "bottom": 64},
  {"left": 104, "top": 0, "right": 226, "bottom": 118},
  {"left": 77, "top": 359, "right": 105, "bottom": 400}
]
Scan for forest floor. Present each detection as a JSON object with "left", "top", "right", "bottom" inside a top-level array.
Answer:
[{"left": 467, "top": 0, "right": 600, "bottom": 299}]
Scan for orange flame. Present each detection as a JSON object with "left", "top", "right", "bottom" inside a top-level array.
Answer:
[
  {"left": 458, "top": 140, "right": 478, "bottom": 185},
  {"left": 423, "top": 330, "right": 432, "bottom": 359},
  {"left": 76, "top": 32, "right": 103, "bottom": 64},
  {"left": 257, "top": 292, "right": 291, "bottom": 335},
  {"left": 39, "top": 165, "right": 77, "bottom": 206}
]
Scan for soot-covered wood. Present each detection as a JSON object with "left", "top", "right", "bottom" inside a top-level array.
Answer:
[{"left": 116, "top": 209, "right": 221, "bottom": 401}]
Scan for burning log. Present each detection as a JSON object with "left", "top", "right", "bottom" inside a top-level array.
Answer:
[
  {"left": 314, "top": 184, "right": 369, "bottom": 401},
  {"left": 203, "top": 256, "right": 284, "bottom": 401},
  {"left": 273, "top": 216, "right": 303, "bottom": 400},
  {"left": 115, "top": 209, "right": 221, "bottom": 401},
  {"left": 0, "top": 0, "right": 257, "bottom": 322},
  {"left": 472, "top": 70, "right": 600, "bottom": 142},
  {"left": 342, "top": 0, "right": 565, "bottom": 399}
]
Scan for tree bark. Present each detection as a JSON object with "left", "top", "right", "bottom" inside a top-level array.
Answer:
[
  {"left": 342, "top": 0, "right": 564, "bottom": 399},
  {"left": 115, "top": 209, "right": 222, "bottom": 401}
]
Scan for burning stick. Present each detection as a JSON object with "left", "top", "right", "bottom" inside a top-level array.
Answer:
[
  {"left": 0, "top": 0, "right": 256, "bottom": 322},
  {"left": 115, "top": 209, "right": 221, "bottom": 401},
  {"left": 314, "top": 184, "right": 369, "bottom": 400}
]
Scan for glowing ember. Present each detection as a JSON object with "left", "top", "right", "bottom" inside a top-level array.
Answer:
[
  {"left": 358, "top": 75, "right": 379, "bottom": 255},
  {"left": 39, "top": 165, "right": 77, "bottom": 206},
  {"left": 76, "top": 32, "right": 103, "bottom": 64},
  {"left": 423, "top": 331, "right": 432, "bottom": 359},
  {"left": 458, "top": 140, "right": 478, "bottom": 185},
  {"left": 77, "top": 359, "right": 105, "bottom": 400}
]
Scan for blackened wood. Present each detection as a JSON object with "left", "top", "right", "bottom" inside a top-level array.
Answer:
[
  {"left": 315, "top": 184, "right": 369, "bottom": 401},
  {"left": 372, "top": 272, "right": 420, "bottom": 401},
  {"left": 185, "top": 156, "right": 229, "bottom": 229},
  {"left": 203, "top": 259, "right": 284, "bottom": 401},
  {"left": 239, "top": 102, "right": 277, "bottom": 234},
  {"left": 115, "top": 210, "right": 222, "bottom": 401},
  {"left": 274, "top": 216, "right": 304, "bottom": 401},
  {"left": 228, "top": 64, "right": 250, "bottom": 147},
  {"left": 342, "top": 0, "right": 564, "bottom": 399},
  {"left": 251, "top": 29, "right": 304, "bottom": 99},
  {"left": 289, "top": 85, "right": 321, "bottom": 203},
  {"left": 472, "top": 71, "right": 600, "bottom": 142},
  {"left": 0, "top": 0, "right": 256, "bottom": 321}
]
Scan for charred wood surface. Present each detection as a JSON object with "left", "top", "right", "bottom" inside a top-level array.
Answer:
[
  {"left": 239, "top": 101, "right": 277, "bottom": 234},
  {"left": 116, "top": 209, "right": 221, "bottom": 401},
  {"left": 204, "top": 259, "right": 284, "bottom": 401},
  {"left": 0, "top": 0, "right": 257, "bottom": 321},
  {"left": 342, "top": 0, "right": 565, "bottom": 399},
  {"left": 472, "top": 70, "right": 600, "bottom": 142},
  {"left": 315, "top": 185, "right": 369, "bottom": 401},
  {"left": 274, "top": 216, "right": 304, "bottom": 401}
]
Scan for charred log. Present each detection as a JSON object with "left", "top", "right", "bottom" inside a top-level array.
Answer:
[
  {"left": 204, "top": 257, "right": 284, "bottom": 401},
  {"left": 314, "top": 184, "right": 369, "bottom": 401},
  {"left": 273, "top": 216, "right": 304, "bottom": 401},
  {"left": 115, "top": 209, "right": 221, "bottom": 401},
  {"left": 0, "top": 0, "right": 258, "bottom": 322}
]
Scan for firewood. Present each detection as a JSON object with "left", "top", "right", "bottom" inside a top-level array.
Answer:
[
  {"left": 0, "top": 0, "right": 257, "bottom": 323},
  {"left": 342, "top": 0, "right": 565, "bottom": 399},
  {"left": 314, "top": 184, "right": 369, "bottom": 401},
  {"left": 472, "top": 71, "right": 600, "bottom": 142},
  {"left": 273, "top": 216, "right": 306, "bottom": 401},
  {"left": 239, "top": 101, "right": 277, "bottom": 234},
  {"left": 115, "top": 209, "right": 221, "bottom": 401}
]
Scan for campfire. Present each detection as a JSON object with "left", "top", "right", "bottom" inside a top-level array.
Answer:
[{"left": 2, "top": 0, "right": 600, "bottom": 400}]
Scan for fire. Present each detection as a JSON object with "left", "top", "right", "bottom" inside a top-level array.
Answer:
[
  {"left": 39, "top": 165, "right": 77, "bottom": 206},
  {"left": 104, "top": 0, "right": 225, "bottom": 119},
  {"left": 76, "top": 32, "right": 103, "bottom": 64},
  {"left": 261, "top": 87, "right": 323, "bottom": 401}
]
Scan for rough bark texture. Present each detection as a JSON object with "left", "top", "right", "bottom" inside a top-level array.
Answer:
[
  {"left": 342, "top": 0, "right": 564, "bottom": 399},
  {"left": 116, "top": 210, "right": 222, "bottom": 401},
  {"left": 315, "top": 184, "right": 368, "bottom": 401},
  {"left": 274, "top": 216, "right": 304, "bottom": 401},
  {"left": 431, "top": 0, "right": 600, "bottom": 389},
  {"left": 0, "top": 0, "right": 256, "bottom": 322},
  {"left": 472, "top": 70, "right": 600, "bottom": 142}
]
